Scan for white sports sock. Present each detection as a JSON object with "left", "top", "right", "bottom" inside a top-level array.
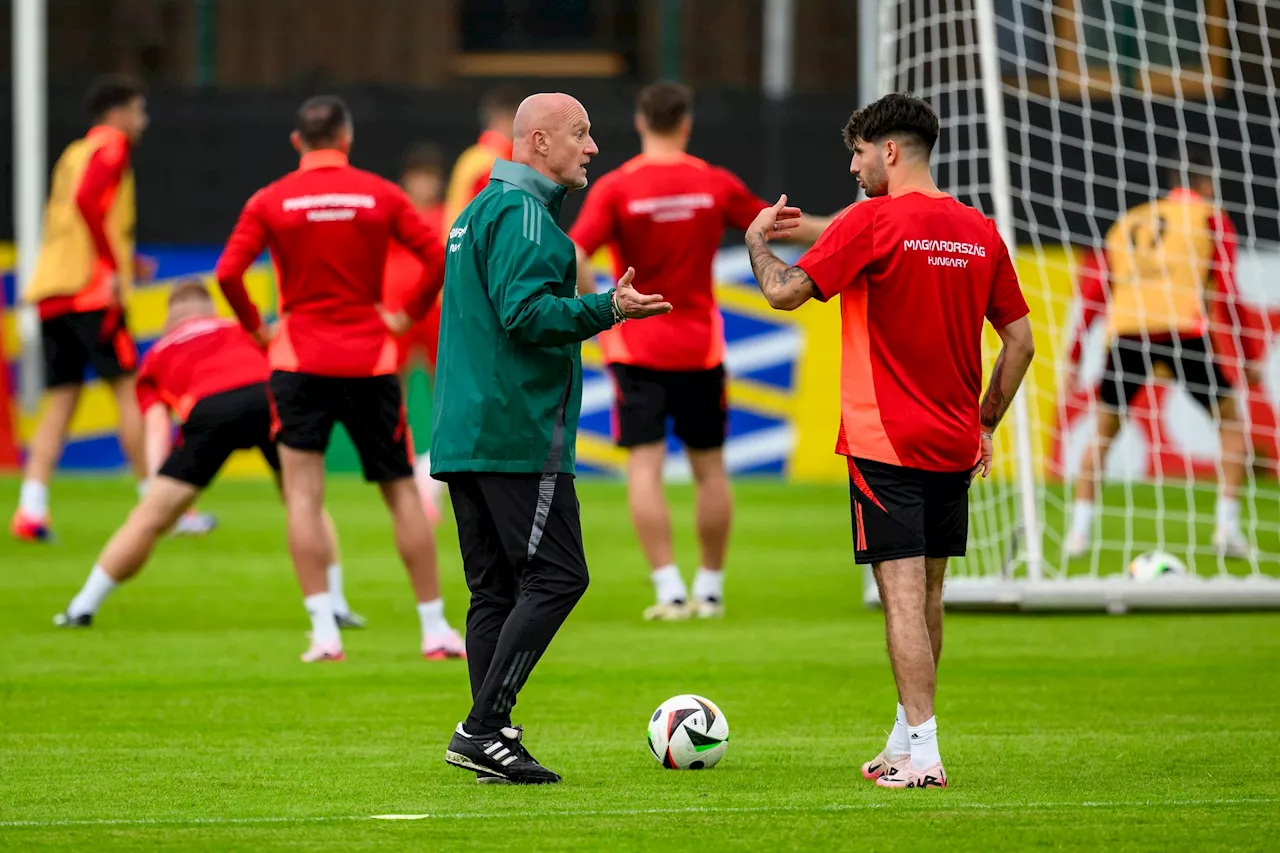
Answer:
[
  {"left": 908, "top": 716, "right": 942, "bottom": 769},
  {"left": 885, "top": 702, "right": 910, "bottom": 756},
  {"left": 303, "top": 593, "right": 340, "bottom": 646},
  {"left": 1215, "top": 495, "right": 1241, "bottom": 533},
  {"left": 651, "top": 565, "right": 688, "bottom": 605},
  {"left": 68, "top": 565, "right": 118, "bottom": 617},
  {"left": 19, "top": 479, "right": 48, "bottom": 517},
  {"left": 1070, "top": 500, "right": 1095, "bottom": 538},
  {"left": 692, "top": 567, "right": 724, "bottom": 602},
  {"left": 136, "top": 480, "right": 149, "bottom": 501},
  {"left": 326, "top": 564, "right": 350, "bottom": 615},
  {"left": 417, "top": 598, "right": 450, "bottom": 640},
  {"left": 414, "top": 454, "right": 442, "bottom": 502}
]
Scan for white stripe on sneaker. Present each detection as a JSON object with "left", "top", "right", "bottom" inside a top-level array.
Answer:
[
  {"left": 500, "top": 754, "right": 518, "bottom": 767},
  {"left": 493, "top": 747, "right": 510, "bottom": 761},
  {"left": 484, "top": 742, "right": 503, "bottom": 756}
]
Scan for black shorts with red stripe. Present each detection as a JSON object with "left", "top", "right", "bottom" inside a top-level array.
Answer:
[
  {"left": 847, "top": 456, "right": 972, "bottom": 565},
  {"left": 160, "top": 382, "right": 280, "bottom": 488},
  {"left": 268, "top": 371, "right": 413, "bottom": 483},
  {"left": 41, "top": 307, "right": 137, "bottom": 388}
]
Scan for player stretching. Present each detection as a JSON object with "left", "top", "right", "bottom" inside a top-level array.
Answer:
[
  {"left": 53, "top": 281, "right": 347, "bottom": 626},
  {"left": 383, "top": 143, "right": 448, "bottom": 521},
  {"left": 1065, "top": 147, "right": 1265, "bottom": 558},
  {"left": 745, "top": 94, "right": 1035, "bottom": 789},
  {"left": 215, "top": 96, "right": 463, "bottom": 663},
  {"left": 570, "top": 81, "right": 826, "bottom": 620}
]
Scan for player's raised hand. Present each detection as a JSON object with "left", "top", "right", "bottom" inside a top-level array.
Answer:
[
  {"left": 748, "top": 194, "right": 804, "bottom": 242},
  {"left": 613, "top": 267, "right": 672, "bottom": 320}
]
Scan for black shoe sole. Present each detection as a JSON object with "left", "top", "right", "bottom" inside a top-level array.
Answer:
[{"left": 444, "top": 750, "right": 559, "bottom": 785}]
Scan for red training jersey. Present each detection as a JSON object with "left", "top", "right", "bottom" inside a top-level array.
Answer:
[
  {"left": 569, "top": 153, "right": 767, "bottom": 371},
  {"left": 797, "top": 192, "right": 1030, "bottom": 472},
  {"left": 214, "top": 150, "right": 445, "bottom": 378},
  {"left": 135, "top": 316, "right": 270, "bottom": 423},
  {"left": 39, "top": 126, "right": 132, "bottom": 321},
  {"left": 383, "top": 203, "right": 445, "bottom": 313}
]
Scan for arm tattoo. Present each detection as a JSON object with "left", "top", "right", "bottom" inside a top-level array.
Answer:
[
  {"left": 746, "top": 230, "right": 820, "bottom": 308},
  {"left": 979, "top": 351, "right": 1008, "bottom": 431}
]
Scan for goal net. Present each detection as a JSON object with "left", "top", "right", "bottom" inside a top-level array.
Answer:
[{"left": 869, "top": 0, "right": 1280, "bottom": 611}]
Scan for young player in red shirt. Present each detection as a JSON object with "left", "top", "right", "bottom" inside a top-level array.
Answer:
[
  {"left": 382, "top": 143, "right": 448, "bottom": 522},
  {"left": 53, "top": 281, "right": 346, "bottom": 626},
  {"left": 570, "top": 82, "right": 826, "bottom": 621},
  {"left": 215, "top": 96, "right": 462, "bottom": 663},
  {"left": 744, "top": 94, "right": 1036, "bottom": 789}
]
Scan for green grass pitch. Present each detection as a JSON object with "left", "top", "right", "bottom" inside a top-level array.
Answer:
[{"left": 1, "top": 476, "right": 1277, "bottom": 851}]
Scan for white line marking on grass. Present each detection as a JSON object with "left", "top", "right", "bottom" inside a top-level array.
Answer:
[{"left": 2, "top": 797, "right": 1275, "bottom": 830}]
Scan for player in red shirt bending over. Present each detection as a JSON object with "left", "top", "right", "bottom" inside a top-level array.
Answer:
[
  {"left": 745, "top": 94, "right": 1036, "bottom": 789},
  {"left": 215, "top": 96, "right": 462, "bottom": 663},
  {"left": 570, "top": 81, "right": 826, "bottom": 621},
  {"left": 52, "top": 281, "right": 345, "bottom": 625}
]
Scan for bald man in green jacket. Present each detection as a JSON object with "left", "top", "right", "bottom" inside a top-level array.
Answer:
[{"left": 433, "top": 92, "right": 670, "bottom": 785}]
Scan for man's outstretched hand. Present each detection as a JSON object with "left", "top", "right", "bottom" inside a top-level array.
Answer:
[
  {"left": 746, "top": 194, "right": 804, "bottom": 244},
  {"left": 613, "top": 267, "right": 672, "bottom": 320}
]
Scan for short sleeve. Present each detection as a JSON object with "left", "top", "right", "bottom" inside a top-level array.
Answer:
[
  {"left": 795, "top": 202, "right": 877, "bottom": 301},
  {"left": 986, "top": 228, "right": 1030, "bottom": 329},
  {"left": 567, "top": 177, "right": 615, "bottom": 254},
  {"left": 718, "top": 168, "right": 769, "bottom": 232},
  {"left": 134, "top": 355, "right": 163, "bottom": 413}
]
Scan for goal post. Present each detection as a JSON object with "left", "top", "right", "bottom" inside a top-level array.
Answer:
[{"left": 865, "top": 0, "right": 1280, "bottom": 612}]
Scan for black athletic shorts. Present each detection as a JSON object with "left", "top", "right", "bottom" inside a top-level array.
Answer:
[
  {"left": 847, "top": 456, "right": 972, "bottom": 565},
  {"left": 268, "top": 371, "right": 413, "bottom": 483},
  {"left": 159, "top": 382, "right": 281, "bottom": 489},
  {"left": 1100, "top": 333, "right": 1233, "bottom": 412},
  {"left": 41, "top": 307, "right": 137, "bottom": 388},
  {"left": 609, "top": 363, "right": 728, "bottom": 450}
]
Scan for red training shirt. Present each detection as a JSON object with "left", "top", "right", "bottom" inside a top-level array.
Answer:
[
  {"left": 796, "top": 192, "right": 1030, "bottom": 472},
  {"left": 569, "top": 153, "right": 767, "bottom": 371},
  {"left": 135, "top": 316, "right": 270, "bottom": 423},
  {"left": 40, "top": 125, "right": 131, "bottom": 321},
  {"left": 215, "top": 150, "right": 445, "bottom": 378}
]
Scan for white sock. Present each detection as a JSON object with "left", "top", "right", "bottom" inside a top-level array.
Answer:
[
  {"left": 1215, "top": 495, "right": 1241, "bottom": 533},
  {"left": 326, "top": 564, "right": 350, "bottom": 615},
  {"left": 1070, "top": 499, "right": 1095, "bottom": 538},
  {"left": 885, "top": 702, "right": 910, "bottom": 756},
  {"left": 692, "top": 567, "right": 724, "bottom": 602},
  {"left": 414, "top": 454, "right": 442, "bottom": 502},
  {"left": 908, "top": 716, "right": 941, "bottom": 769},
  {"left": 651, "top": 564, "right": 688, "bottom": 605},
  {"left": 68, "top": 565, "right": 118, "bottom": 617},
  {"left": 303, "top": 593, "right": 340, "bottom": 647},
  {"left": 417, "top": 598, "right": 450, "bottom": 640},
  {"left": 19, "top": 479, "right": 48, "bottom": 517},
  {"left": 136, "top": 480, "right": 149, "bottom": 501}
]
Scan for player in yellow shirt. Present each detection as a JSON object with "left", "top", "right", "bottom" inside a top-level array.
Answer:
[
  {"left": 1066, "top": 149, "right": 1265, "bottom": 558},
  {"left": 443, "top": 88, "right": 520, "bottom": 230}
]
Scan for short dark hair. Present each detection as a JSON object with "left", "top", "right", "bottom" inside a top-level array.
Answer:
[
  {"left": 400, "top": 142, "right": 445, "bottom": 178},
  {"left": 479, "top": 87, "right": 522, "bottom": 126},
  {"left": 637, "top": 81, "right": 693, "bottom": 134},
  {"left": 86, "top": 75, "right": 146, "bottom": 120},
  {"left": 1166, "top": 144, "right": 1215, "bottom": 189},
  {"left": 843, "top": 93, "right": 940, "bottom": 156},
  {"left": 167, "top": 278, "right": 212, "bottom": 307},
  {"left": 295, "top": 95, "right": 351, "bottom": 148}
]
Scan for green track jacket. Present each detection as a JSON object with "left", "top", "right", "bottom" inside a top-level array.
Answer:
[{"left": 430, "top": 159, "right": 617, "bottom": 476}]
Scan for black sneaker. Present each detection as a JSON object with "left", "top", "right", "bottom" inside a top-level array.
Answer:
[
  {"left": 335, "top": 611, "right": 366, "bottom": 630},
  {"left": 53, "top": 611, "right": 92, "bottom": 628},
  {"left": 445, "top": 723, "right": 561, "bottom": 784}
]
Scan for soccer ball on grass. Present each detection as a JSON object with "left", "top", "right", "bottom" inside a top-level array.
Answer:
[
  {"left": 647, "top": 694, "right": 729, "bottom": 769},
  {"left": 1127, "top": 551, "right": 1188, "bottom": 581}
]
